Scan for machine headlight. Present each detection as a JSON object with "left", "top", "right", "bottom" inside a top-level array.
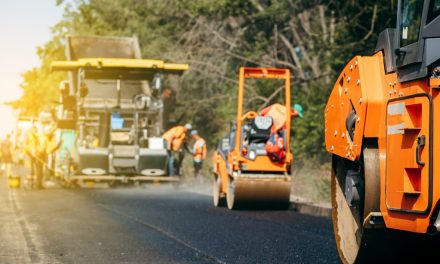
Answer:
[{"left": 248, "top": 150, "right": 257, "bottom": 160}]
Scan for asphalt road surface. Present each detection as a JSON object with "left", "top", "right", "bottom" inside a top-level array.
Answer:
[{"left": 0, "top": 176, "right": 339, "bottom": 264}]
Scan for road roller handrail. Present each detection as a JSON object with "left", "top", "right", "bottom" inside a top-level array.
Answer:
[
  {"left": 240, "top": 111, "right": 258, "bottom": 121},
  {"left": 234, "top": 67, "right": 291, "bottom": 160}
]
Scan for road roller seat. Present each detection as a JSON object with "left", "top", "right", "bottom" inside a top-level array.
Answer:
[{"left": 246, "top": 115, "right": 273, "bottom": 144}]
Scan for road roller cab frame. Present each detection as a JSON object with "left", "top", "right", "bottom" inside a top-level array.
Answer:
[
  {"left": 325, "top": 1, "right": 440, "bottom": 263},
  {"left": 213, "top": 67, "right": 292, "bottom": 209}
]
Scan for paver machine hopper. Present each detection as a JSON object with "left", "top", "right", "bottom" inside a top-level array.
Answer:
[
  {"left": 212, "top": 67, "right": 293, "bottom": 209},
  {"left": 325, "top": 1, "right": 440, "bottom": 262}
]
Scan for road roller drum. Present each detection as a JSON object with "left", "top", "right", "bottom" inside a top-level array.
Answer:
[{"left": 227, "top": 174, "right": 291, "bottom": 209}]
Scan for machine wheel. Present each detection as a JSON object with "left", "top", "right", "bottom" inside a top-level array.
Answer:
[
  {"left": 332, "top": 155, "right": 363, "bottom": 263},
  {"left": 212, "top": 175, "right": 226, "bottom": 207},
  {"left": 226, "top": 177, "right": 236, "bottom": 210},
  {"left": 332, "top": 145, "right": 389, "bottom": 264}
]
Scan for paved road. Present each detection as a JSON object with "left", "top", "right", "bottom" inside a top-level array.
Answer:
[{"left": 0, "top": 177, "right": 339, "bottom": 264}]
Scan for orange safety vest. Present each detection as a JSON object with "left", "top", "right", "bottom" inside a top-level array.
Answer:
[
  {"left": 193, "top": 137, "right": 207, "bottom": 162},
  {"left": 259, "top": 103, "right": 297, "bottom": 132},
  {"left": 162, "top": 126, "right": 187, "bottom": 151}
]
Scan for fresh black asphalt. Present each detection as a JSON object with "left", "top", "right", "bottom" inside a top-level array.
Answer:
[{"left": 1, "top": 179, "right": 339, "bottom": 263}]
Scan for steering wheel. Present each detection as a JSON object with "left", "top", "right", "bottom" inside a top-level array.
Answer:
[{"left": 241, "top": 111, "right": 258, "bottom": 121}]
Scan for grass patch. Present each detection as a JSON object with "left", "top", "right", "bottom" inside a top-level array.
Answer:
[{"left": 292, "top": 162, "right": 331, "bottom": 203}]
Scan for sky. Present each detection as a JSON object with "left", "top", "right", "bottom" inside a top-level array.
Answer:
[{"left": 0, "top": 1, "right": 65, "bottom": 137}]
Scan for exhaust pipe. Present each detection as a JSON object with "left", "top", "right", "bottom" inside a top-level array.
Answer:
[{"left": 427, "top": 211, "right": 440, "bottom": 235}]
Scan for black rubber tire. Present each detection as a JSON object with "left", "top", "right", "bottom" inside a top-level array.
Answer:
[
  {"left": 332, "top": 152, "right": 391, "bottom": 264},
  {"left": 212, "top": 175, "right": 226, "bottom": 207},
  {"left": 226, "top": 177, "right": 236, "bottom": 210}
]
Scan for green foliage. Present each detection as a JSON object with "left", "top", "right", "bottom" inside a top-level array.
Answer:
[
  {"left": 292, "top": 162, "right": 332, "bottom": 203},
  {"left": 292, "top": 80, "right": 331, "bottom": 164},
  {"left": 14, "top": 0, "right": 396, "bottom": 169}
]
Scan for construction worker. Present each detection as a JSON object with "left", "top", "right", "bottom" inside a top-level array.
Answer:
[
  {"left": 24, "top": 125, "right": 40, "bottom": 188},
  {"left": 190, "top": 130, "right": 207, "bottom": 178},
  {"left": 1, "top": 134, "right": 13, "bottom": 177},
  {"left": 259, "top": 103, "right": 303, "bottom": 132},
  {"left": 259, "top": 103, "right": 303, "bottom": 162},
  {"left": 28, "top": 111, "right": 62, "bottom": 189},
  {"left": 40, "top": 124, "right": 62, "bottom": 185},
  {"left": 162, "top": 123, "right": 192, "bottom": 176}
]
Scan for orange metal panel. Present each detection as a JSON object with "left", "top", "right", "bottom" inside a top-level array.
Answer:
[
  {"left": 385, "top": 96, "right": 430, "bottom": 212},
  {"left": 378, "top": 77, "right": 435, "bottom": 233},
  {"left": 361, "top": 53, "right": 388, "bottom": 138},
  {"left": 430, "top": 78, "right": 440, "bottom": 89},
  {"left": 213, "top": 151, "right": 229, "bottom": 194},
  {"left": 325, "top": 56, "right": 368, "bottom": 161},
  {"left": 326, "top": 51, "right": 440, "bottom": 233},
  {"left": 237, "top": 156, "right": 286, "bottom": 172}
]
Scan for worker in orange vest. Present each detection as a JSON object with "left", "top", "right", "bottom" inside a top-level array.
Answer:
[
  {"left": 1, "top": 134, "right": 13, "bottom": 177},
  {"left": 162, "top": 123, "right": 192, "bottom": 176},
  {"left": 190, "top": 130, "right": 207, "bottom": 178},
  {"left": 41, "top": 124, "right": 62, "bottom": 183},
  {"left": 259, "top": 103, "right": 303, "bottom": 162},
  {"left": 24, "top": 125, "right": 40, "bottom": 188},
  {"left": 259, "top": 103, "right": 303, "bottom": 132}
]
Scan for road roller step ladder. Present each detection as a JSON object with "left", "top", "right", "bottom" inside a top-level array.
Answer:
[{"left": 212, "top": 67, "right": 293, "bottom": 210}]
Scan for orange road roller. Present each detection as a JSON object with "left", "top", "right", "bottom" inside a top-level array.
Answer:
[
  {"left": 325, "top": 1, "right": 440, "bottom": 263},
  {"left": 212, "top": 67, "right": 293, "bottom": 210}
]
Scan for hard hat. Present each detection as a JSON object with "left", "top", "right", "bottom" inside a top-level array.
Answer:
[
  {"left": 184, "top": 123, "right": 192, "bottom": 130},
  {"left": 293, "top": 104, "right": 304, "bottom": 118},
  {"left": 190, "top": 130, "right": 198, "bottom": 136}
]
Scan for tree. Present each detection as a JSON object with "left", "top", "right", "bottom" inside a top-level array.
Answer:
[{"left": 13, "top": 0, "right": 395, "bottom": 165}]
